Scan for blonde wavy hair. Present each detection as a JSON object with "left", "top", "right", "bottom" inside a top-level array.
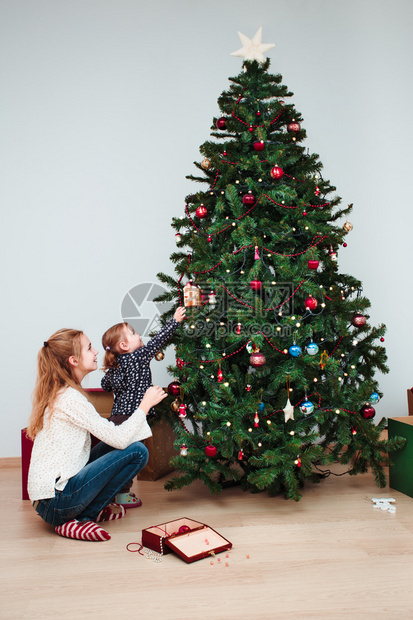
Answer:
[
  {"left": 101, "top": 322, "right": 129, "bottom": 371},
  {"left": 27, "top": 328, "right": 83, "bottom": 439}
]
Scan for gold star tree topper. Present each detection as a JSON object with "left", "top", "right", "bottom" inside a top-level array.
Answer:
[{"left": 230, "top": 27, "right": 275, "bottom": 63}]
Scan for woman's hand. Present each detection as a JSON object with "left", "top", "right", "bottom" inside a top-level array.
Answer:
[
  {"left": 174, "top": 306, "right": 186, "bottom": 323},
  {"left": 139, "top": 385, "right": 168, "bottom": 414}
]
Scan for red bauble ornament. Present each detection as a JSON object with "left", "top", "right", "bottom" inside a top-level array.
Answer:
[
  {"left": 308, "top": 260, "right": 319, "bottom": 270},
  {"left": 205, "top": 444, "right": 217, "bottom": 457},
  {"left": 305, "top": 296, "right": 318, "bottom": 311},
  {"left": 253, "top": 140, "right": 265, "bottom": 151},
  {"left": 360, "top": 404, "right": 375, "bottom": 420},
  {"left": 216, "top": 117, "right": 226, "bottom": 130},
  {"left": 242, "top": 193, "right": 255, "bottom": 205},
  {"left": 168, "top": 381, "right": 181, "bottom": 396},
  {"left": 352, "top": 313, "right": 367, "bottom": 327},
  {"left": 195, "top": 205, "right": 208, "bottom": 218},
  {"left": 380, "top": 337, "right": 385, "bottom": 342},
  {"left": 250, "top": 280, "right": 262, "bottom": 291},
  {"left": 248, "top": 125, "right": 254, "bottom": 132},
  {"left": 287, "top": 121, "right": 301, "bottom": 133},
  {"left": 250, "top": 352, "right": 266, "bottom": 368},
  {"left": 270, "top": 165, "right": 284, "bottom": 180}
]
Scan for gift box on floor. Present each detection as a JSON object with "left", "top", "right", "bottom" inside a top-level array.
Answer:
[
  {"left": 388, "top": 416, "right": 413, "bottom": 498},
  {"left": 84, "top": 388, "right": 113, "bottom": 418},
  {"left": 142, "top": 518, "right": 232, "bottom": 563}
]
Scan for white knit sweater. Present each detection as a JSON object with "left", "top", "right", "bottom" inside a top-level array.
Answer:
[{"left": 28, "top": 386, "right": 152, "bottom": 501}]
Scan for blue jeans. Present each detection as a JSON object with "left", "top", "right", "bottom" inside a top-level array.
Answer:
[{"left": 33, "top": 441, "right": 149, "bottom": 526}]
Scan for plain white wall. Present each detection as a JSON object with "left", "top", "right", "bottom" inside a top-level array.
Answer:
[{"left": 1, "top": 0, "right": 413, "bottom": 457}]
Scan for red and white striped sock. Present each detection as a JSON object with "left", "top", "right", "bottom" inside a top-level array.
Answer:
[
  {"left": 96, "top": 502, "right": 126, "bottom": 522},
  {"left": 55, "top": 519, "right": 111, "bottom": 541}
]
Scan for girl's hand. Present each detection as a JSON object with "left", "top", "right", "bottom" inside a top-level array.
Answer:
[
  {"left": 174, "top": 307, "right": 186, "bottom": 323},
  {"left": 139, "top": 385, "right": 168, "bottom": 414}
]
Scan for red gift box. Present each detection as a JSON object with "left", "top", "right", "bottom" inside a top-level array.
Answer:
[{"left": 142, "top": 517, "right": 232, "bottom": 563}]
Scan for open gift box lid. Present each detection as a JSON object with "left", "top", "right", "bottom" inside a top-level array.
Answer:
[{"left": 142, "top": 517, "right": 232, "bottom": 563}]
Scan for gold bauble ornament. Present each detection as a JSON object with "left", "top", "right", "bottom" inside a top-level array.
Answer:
[
  {"left": 343, "top": 220, "right": 353, "bottom": 232},
  {"left": 171, "top": 399, "right": 180, "bottom": 412},
  {"left": 201, "top": 157, "right": 211, "bottom": 170},
  {"left": 155, "top": 350, "right": 165, "bottom": 361}
]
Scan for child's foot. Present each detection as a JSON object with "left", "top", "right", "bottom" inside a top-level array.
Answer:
[
  {"left": 96, "top": 502, "right": 126, "bottom": 522},
  {"left": 55, "top": 519, "right": 110, "bottom": 541},
  {"left": 115, "top": 492, "right": 142, "bottom": 509}
]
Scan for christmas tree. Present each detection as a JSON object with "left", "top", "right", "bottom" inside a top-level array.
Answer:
[{"left": 155, "top": 29, "right": 404, "bottom": 500}]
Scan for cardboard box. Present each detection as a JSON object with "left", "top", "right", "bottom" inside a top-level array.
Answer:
[
  {"left": 84, "top": 388, "right": 113, "bottom": 418},
  {"left": 388, "top": 416, "right": 413, "bottom": 498},
  {"left": 407, "top": 389, "right": 413, "bottom": 416},
  {"left": 142, "top": 517, "right": 232, "bottom": 563}
]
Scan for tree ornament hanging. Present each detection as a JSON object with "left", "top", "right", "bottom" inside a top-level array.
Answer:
[
  {"left": 343, "top": 220, "right": 353, "bottom": 232},
  {"left": 168, "top": 381, "right": 181, "bottom": 396},
  {"left": 305, "top": 296, "right": 318, "bottom": 311},
  {"left": 283, "top": 376, "right": 295, "bottom": 422},
  {"left": 287, "top": 121, "right": 301, "bottom": 133},
  {"left": 208, "top": 291, "right": 216, "bottom": 305},
  {"left": 295, "top": 456, "right": 302, "bottom": 468},
  {"left": 270, "top": 165, "right": 284, "bottom": 180},
  {"left": 351, "top": 313, "right": 367, "bottom": 327},
  {"left": 253, "top": 140, "right": 265, "bottom": 151},
  {"left": 205, "top": 444, "right": 217, "bottom": 457},
  {"left": 175, "top": 233, "right": 182, "bottom": 245},
  {"left": 308, "top": 259, "right": 319, "bottom": 270},
  {"left": 217, "top": 367, "right": 223, "bottom": 383},
  {"left": 184, "top": 281, "right": 202, "bottom": 307},
  {"left": 196, "top": 204, "right": 208, "bottom": 218},
  {"left": 300, "top": 400, "right": 315, "bottom": 415},
  {"left": 289, "top": 343, "right": 302, "bottom": 357},
  {"left": 236, "top": 322, "right": 242, "bottom": 334},
  {"left": 201, "top": 157, "right": 211, "bottom": 170},
  {"left": 360, "top": 404, "right": 375, "bottom": 419},
  {"left": 171, "top": 399, "right": 180, "bottom": 412},
  {"left": 250, "top": 279, "right": 262, "bottom": 291},
  {"left": 254, "top": 246, "right": 260, "bottom": 260},
  {"left": 178, "top": 403, "right": 187, "bottom": 418},
  {"left": 254, "top": 412, "right": 259, "bottom": 427},
  {"left": 155, "top": 350, "right": 165, "bottom": 361},
  {"left": 216, "top": 117, "right": 227, "bottom": 130},
  {"left": 250, "top": 352, "right": 266, "bottom": 368},
  {"left": 328, "top": 246, "right": 338, "bottom": 261},
  {"left": 180, "top": 445, "right": 188, "bottom": 456},
  {"left": 242, "top": 192, "right": 255, "bottom": 205},
  {"left": 306, "top": 341, "right": 319, "bottom": 356},
  {"left": 238, "top": 449, "right": 244, "bottom": 461},
  {"left": 176, "top": 357, "right": 184, "bottom": 369},
  {"left": 369, "top": 392, "right": 380, "bottom": 404}
]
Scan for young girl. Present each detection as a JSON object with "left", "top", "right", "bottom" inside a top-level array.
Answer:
[
  {"left": 27, "top": 328, "right": 167, "bottom": 542},
  {"left": 101, "top": 307, "right": 185, "bottom": 507}
]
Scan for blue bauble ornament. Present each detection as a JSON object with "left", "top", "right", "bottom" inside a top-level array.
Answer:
[
  {"left": 259, "top": 402, "right": 265, "bottom": 411},
  {"left": 306, "top": 342, "right": 319, "bottom": 356},
  {"left": 369, "top": 392, "right": 380, "bottom": 404},
  {"left": 300, "top": 400, "right": 315, "bottom": 415},
  {"left": 289, "top": 344, "right": 302, "bottom": 358}
]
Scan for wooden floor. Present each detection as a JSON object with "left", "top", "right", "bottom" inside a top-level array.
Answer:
[{"left": 2, "top": 460, "right": 413, "bottom": 620}]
